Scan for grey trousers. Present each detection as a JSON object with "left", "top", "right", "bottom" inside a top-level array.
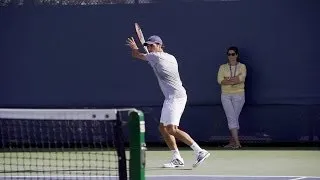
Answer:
[{"left": 221, "top": 93, "right": 245, "bottom": 130}]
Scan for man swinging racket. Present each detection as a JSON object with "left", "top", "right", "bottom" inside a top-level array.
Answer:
[{"left": 126, "top": 34, "right": 210, "bottom": 168}]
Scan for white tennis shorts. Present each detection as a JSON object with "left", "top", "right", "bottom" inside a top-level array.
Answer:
[{"left": 160, "top": 97, "right": 187, "bottom": 126}]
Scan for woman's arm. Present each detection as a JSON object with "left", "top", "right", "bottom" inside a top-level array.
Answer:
[
  {"left": 218, "top": 65, "right": 235, "bottom": 85},
  {"left": 229, "top": 64, "right": 247, "bottom": 84}
]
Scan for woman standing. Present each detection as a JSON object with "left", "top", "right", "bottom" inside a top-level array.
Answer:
[{"left": 217, "top": 46, "right": 247, "bottom": 149}]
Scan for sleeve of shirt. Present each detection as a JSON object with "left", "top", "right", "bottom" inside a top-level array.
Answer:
[
  {"left": 217, "top": 65, "right": 224, "bottom": 84},
  {"left": 239, "top": 64, "right": 247, "bottom": 82},
  {"left": 145, "top": 53, "right": 151, "bottom": 61},
  {"left": 145, "top": 53, "right": 158, "bottom": 65}
]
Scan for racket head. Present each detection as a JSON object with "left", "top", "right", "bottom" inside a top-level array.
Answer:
[{"left": 134, "top": 23, "right": 149, "bottom": 53}]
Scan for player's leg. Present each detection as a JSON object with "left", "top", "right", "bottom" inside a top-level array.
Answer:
[
  {"left": 159, "top": 123, "right": 177, "bottom": 150},
  {"left": 165, "top": 124, "right": 210, "bottom": 168},
  {"left": 166, "top": 125, "right": 201, "bottom": 151},
  {"left": 159, "top": 123, "right": 184, "bottom": 168},
  {"left": 221, "top": 94, "right": 238, "bottom": 148},
  {"left": 163, "top": 97, "right": 194, "bottom": 146},
  {"left": 164, "top": 97, "right": 210, "bottom": 168},
  {"left": 231, "top": 93, "right": 245, "bottom": 148},
  {"left": 160, "top": 99, "right": 184, "bottom": 168},
  {"left": 158, "top": 123, "right": 181, "bottom": 159}
]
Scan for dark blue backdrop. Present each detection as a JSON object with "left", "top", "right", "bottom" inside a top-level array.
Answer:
[{"left": 1, "top": 0, "right": 319, "bottom": 143}]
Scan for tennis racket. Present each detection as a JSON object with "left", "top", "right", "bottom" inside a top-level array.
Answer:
[{"left": 134, "top": 23, "right": 149, "bottom": 54}]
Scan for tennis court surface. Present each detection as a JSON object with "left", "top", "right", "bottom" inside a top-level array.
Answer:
[
  {"left": 147, "top": 175, "right": 320, "bottom": 180},
  {"left": 1, "top": 175, "right": 320, "bottom": 180},
  {"left": 1, "top": 149, "right": 319, "bottom": 179},
  {"left": 1, "top": 108, "right": 319, "bottom": 180}
]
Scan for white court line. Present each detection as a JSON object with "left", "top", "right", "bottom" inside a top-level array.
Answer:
[
  {"left": 0, "top": 176, "right": 116, "bottom": 178},
  {"left": 289, "top": 177, "right": 307, "bottom": 180}
]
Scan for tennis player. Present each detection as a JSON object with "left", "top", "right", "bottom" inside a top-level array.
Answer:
[{"left": 126, "top": 35, "right": 210, "bottom": 168}]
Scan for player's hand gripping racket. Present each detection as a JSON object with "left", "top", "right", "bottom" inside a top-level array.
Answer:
[{"left": 134, "top": 23, "right": 149, "bottom": 54}]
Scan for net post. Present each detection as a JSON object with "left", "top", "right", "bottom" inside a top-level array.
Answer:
[{"left": 129, "top": 110, "right": 146, "bottom": 180}]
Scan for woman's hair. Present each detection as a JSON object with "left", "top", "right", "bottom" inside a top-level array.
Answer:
[{"left": 227, "top": 46, "right": 240, "bottom": 61}]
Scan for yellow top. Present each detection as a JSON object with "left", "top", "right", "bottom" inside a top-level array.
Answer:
[{"left": 217, "top": 62, "right": 247, "bottom": 94}]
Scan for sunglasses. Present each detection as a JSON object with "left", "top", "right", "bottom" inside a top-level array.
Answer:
[{"left": 227, "top": 53, "right": 236, "bottom": 56}]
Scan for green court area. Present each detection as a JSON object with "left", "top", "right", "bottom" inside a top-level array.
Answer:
[
  {"left": 1, "top": 148, "right": 320, "bottom": 179},
  {"left": 145, "top": 149, "right": 320, "bottom": 177}
]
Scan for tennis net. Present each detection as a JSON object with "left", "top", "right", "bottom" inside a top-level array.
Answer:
[{"left": 0, "top": 108, "right": 146, "bottom": 180}]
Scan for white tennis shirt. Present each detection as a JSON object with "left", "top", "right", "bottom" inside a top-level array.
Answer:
[{"left": 145, "top": 52, "right": 187, "bottom": 99}]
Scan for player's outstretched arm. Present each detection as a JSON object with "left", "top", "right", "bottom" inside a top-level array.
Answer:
[{"left": 126, "top": 37, "right": 146, "bottom": 61}]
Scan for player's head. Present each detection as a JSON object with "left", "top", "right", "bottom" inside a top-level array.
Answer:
[
  {"left": 144, "top": 35, "right": 163, "bottom": 52},
  {"left": 227, "top": 46, "right": 239, "bottom": 63}
]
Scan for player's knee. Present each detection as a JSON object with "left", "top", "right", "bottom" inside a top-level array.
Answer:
[
  {"left": 158, "top": 124, "right": 166, "bottom": 134},
  {"left": 166, "top": 125, "right": 177, "bottom": 135}
]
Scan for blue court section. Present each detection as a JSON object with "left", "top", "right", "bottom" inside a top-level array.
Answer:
[
  {"left": 2, "top": 176, "right": 320, "bottom": 180},
  {"left": 146, "top": 176, "right": 320, "bottom": 180}
]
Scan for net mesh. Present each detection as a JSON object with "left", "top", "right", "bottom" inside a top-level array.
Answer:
[{"left": 0, "top": 108, "right": 128, "bottom": 179}]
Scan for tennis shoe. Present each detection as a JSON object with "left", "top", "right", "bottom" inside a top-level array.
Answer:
[
  {"left": 163, "top": 158, "right": 184, "bottom": 168},
  {"left": 193, "top": 149, "right": 210, "bottom": 168}
]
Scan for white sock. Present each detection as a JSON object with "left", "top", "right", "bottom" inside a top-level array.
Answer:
[
  {"left": 171, "top": 149, "right": 181, "bottom": 159},
  {"left": 190, "top": 142, "right": 202, "bottom": 154}
]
